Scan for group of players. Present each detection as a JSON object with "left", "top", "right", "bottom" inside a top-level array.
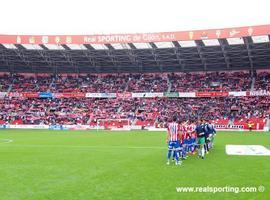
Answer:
[{"left": 166, "top": 115, "right": 216, "bottom": 166}]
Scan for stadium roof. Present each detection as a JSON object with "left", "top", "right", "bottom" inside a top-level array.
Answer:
[{"left": 0, "top": 25, "right": 270, "bottom": 73}]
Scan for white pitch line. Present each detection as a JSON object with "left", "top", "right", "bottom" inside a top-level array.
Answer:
[
  {"left": 0, "top": 139, "right": 13, "bottom": 144},
  {"left": 0, "top": 144, "right": 166, "bottom": 149}
]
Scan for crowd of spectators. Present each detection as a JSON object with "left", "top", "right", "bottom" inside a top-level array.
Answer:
[
  {"left": 0, "top": 74, "right": 15, "bottom": 92},
  {"left": 254, "top": 71, "right": 270, "bottom": 91},
  {"left": 0, "top": 71, "right": 269, "bottom": 126},
  {"left": 0, "top": 98, "right": 135, "bottom": 125},
  {"left": 169, "top": 71, "right": 252, "bottom": 92},
  {"left": 1, "top": 71, "right": 267, "bottom": 93},
  {"left": 0, "top": 96, "right": 269, "bottom": 126},
  {"left": 10, "top": 74, "right": 53, "bottom": 92},
  {"left": 51, "top": 74, "right": 130, "bottom": 93},
  {"left": 126, "top": 74, "right": 169, "bottom": 92},
  {"left": 154, "top": 97, "right": 269, "bottom": 124}
]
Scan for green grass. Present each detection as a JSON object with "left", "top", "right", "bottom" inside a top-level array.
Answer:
[{"left": 0, "top": 129, "right": 269, "bottom": 200}]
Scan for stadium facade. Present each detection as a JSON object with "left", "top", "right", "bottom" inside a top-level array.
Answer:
[{"left": 0, "top": 24, "right": 270, "bottom": 73}]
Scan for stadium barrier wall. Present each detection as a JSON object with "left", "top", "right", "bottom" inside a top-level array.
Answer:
[
  {"left": 147, "top": 127, "right": 167, "bottom": 131},
  {"left": 0, "top": 124, "right": 9, "bottom": 129},
  {"left": 214, "top": 124, "right": 244, "bottom": 129},
  {"left": 216, "top": 129, "right": 266, "bottom": 132},
  {"left": 130, "top": 125, "right": 143, "bottom": 130},
  {"left": 110, "top": 127, "right": 132, "bottom": 131},
  {"left": 0, "top": 124, "right": 105, "bottom": 130},
  {"left": 0, "top": 124, "right": 268, "bottom": 132},
  {"left": 2, "top": 90, "right": 270, "bottom": 99},
  {"left": 9, "top": 125, "right": 49, "bottom": 129}
]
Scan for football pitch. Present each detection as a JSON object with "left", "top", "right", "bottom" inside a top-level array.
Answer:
[{"left": 0, "top": 130, "right": 269, "bottom": 200}]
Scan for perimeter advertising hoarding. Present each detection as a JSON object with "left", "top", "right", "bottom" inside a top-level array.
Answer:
[
  {"left": 85, "top": 93, "right": 116, "bottom": 98},
  {"left": 132, "top": 93, "right": 164, "bottom": 98}
]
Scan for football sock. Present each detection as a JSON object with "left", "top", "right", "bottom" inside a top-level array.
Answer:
[{"left": 167, "top": 150, "right": 172, "bottom": 160}]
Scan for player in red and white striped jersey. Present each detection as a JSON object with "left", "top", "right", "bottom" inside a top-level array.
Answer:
[
  {"left": 186, "top": 122, "right": 197, "bottom": 154},
  {"left": 166, "top": 115, "right": 182, "bottom": 165},
  {"left": 180, "top": 121, "right": 190, "bottom": 159},
  {"left": 167, "top": 123, "right": 180, "bottom": 141}
]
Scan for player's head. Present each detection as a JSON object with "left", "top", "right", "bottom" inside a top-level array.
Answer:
[{"left": 172, "top": 115, "right": 178, "bottom": 122}]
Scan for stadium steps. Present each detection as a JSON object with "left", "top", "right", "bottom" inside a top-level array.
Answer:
[
  {"left": 47, "top": 78, "right": 55, "bottom": 92},
  {"left": 167, "top": 75, "right": 172, "bottom": 92},
  {"left": 7, "top": 84, "right": 12, "bottom": 92},
  {"left": 115, "top": 76, "right": 133, "bottom": 113},
  {"left": 251, "top": 76, "right": 256, "bottom": 91},
  {"left": 117, "top": 76, "right": 131, "bottom": 112},
  {"left": 132, "top": 118, "right": 138, "bottom": 126},
  {"left": 7, "top": 75, "right": 16, "bottom": 92},
  {"left": 124, "top": 77, "right": 131, "bottom": 92},
  {"left": 117, "top": 106, "right": 122, "bottom": 113},
  {"left": 131, "top": 106, "right": 141, "bottom": 125}
]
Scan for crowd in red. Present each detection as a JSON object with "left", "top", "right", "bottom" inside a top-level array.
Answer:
[
  {"left": 0, "top": 71, "right": 260, "bottom": 93},
  {"left": 0, "top": 96, "right": 269, "bottom": 127},
  {"left": 169, "top": 71, "right": 252, "bottom": 92},
  {"left": 0, "top": 71, "right": 269, "bottom": 127},
  {"left": 254, "top": 71, "right": 270, "bottom": 91}
]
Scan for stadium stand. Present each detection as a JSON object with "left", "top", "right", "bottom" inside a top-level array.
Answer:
[
  {"left": 0, "top": 74, "right": 12, "bottom": 92},
  {"left": 254, "top": 71, "right": 270, "bottom": 91},
  {"left": 0, "top": 71, "right": 259, "bottom": 93},
  {"left": 0, "top": 25, "right": 269, "bottom": 130},
  {"left": 168, "top": 71, "right": 252, "bottom": 92},
  {"left": 0, "top": 91, "right": 269, "bottom": 130}
]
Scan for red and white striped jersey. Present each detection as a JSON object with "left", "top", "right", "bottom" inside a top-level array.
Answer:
[
  {"left": 181, "top": 131, "right": 188, "bottom": 141},
  {"left": 187, "top": 124, "right": 196, "bottom": 133},
  {"left": 189, "top": 124, "right": 197, "bottom": 139},
  {"left": 167, "top": 122, "right": 180, "bottom": 141},
  {"left": 182, "top": 125, "right": 188, "bottom": 133}
]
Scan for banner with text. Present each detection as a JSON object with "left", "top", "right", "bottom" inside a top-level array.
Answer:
[
  {"left": 53, "top": 93, "right": 86, "bottom": 98},
  {"left": 247, "top": 90, "right": 270, "bottom": 96},
  {"left": 0, "top": 92, "right": 7, "bottom": 98},
  {"left": 0, "top": 25, "right": 269, "bottom": 45},
  {"left": 229, "top": 91, "right": 247, "bottom": 97},
  {"left": 178, "top": 92, "right": 196, "bottom": 97},
  {"left": 132, "top": 92, "right": 164, "bottom": 98},
  {"left": 164, "top": 92, "right": 179, "bottom": 97},
  {"left": 116, "top": 93, "right": 132, "bottom": 98},
  {"left": 195, "top": 92, "right": 229, "bottom": 97},
  {"left": 85, "top": 93, "right": 116, "bottom": 98}
]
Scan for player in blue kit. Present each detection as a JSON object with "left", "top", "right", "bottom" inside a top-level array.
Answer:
[
  {"left": 204, "top": 120, "right": 210, "bottom": 154},
  {"left": 205, "top": 120, "right": 216, "bottom": 150}
]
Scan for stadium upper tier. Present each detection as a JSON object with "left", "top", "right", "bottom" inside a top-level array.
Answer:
[
  {"left": 0, "top": 25, "right": 270, "bottom": 73},
  {"left": 1, "top": 71, "right": 268, "bottom": 93}
]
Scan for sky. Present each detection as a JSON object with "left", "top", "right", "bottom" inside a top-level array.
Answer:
[{"left": 0, "top": 0, "right": 269, "bottom": 35}]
